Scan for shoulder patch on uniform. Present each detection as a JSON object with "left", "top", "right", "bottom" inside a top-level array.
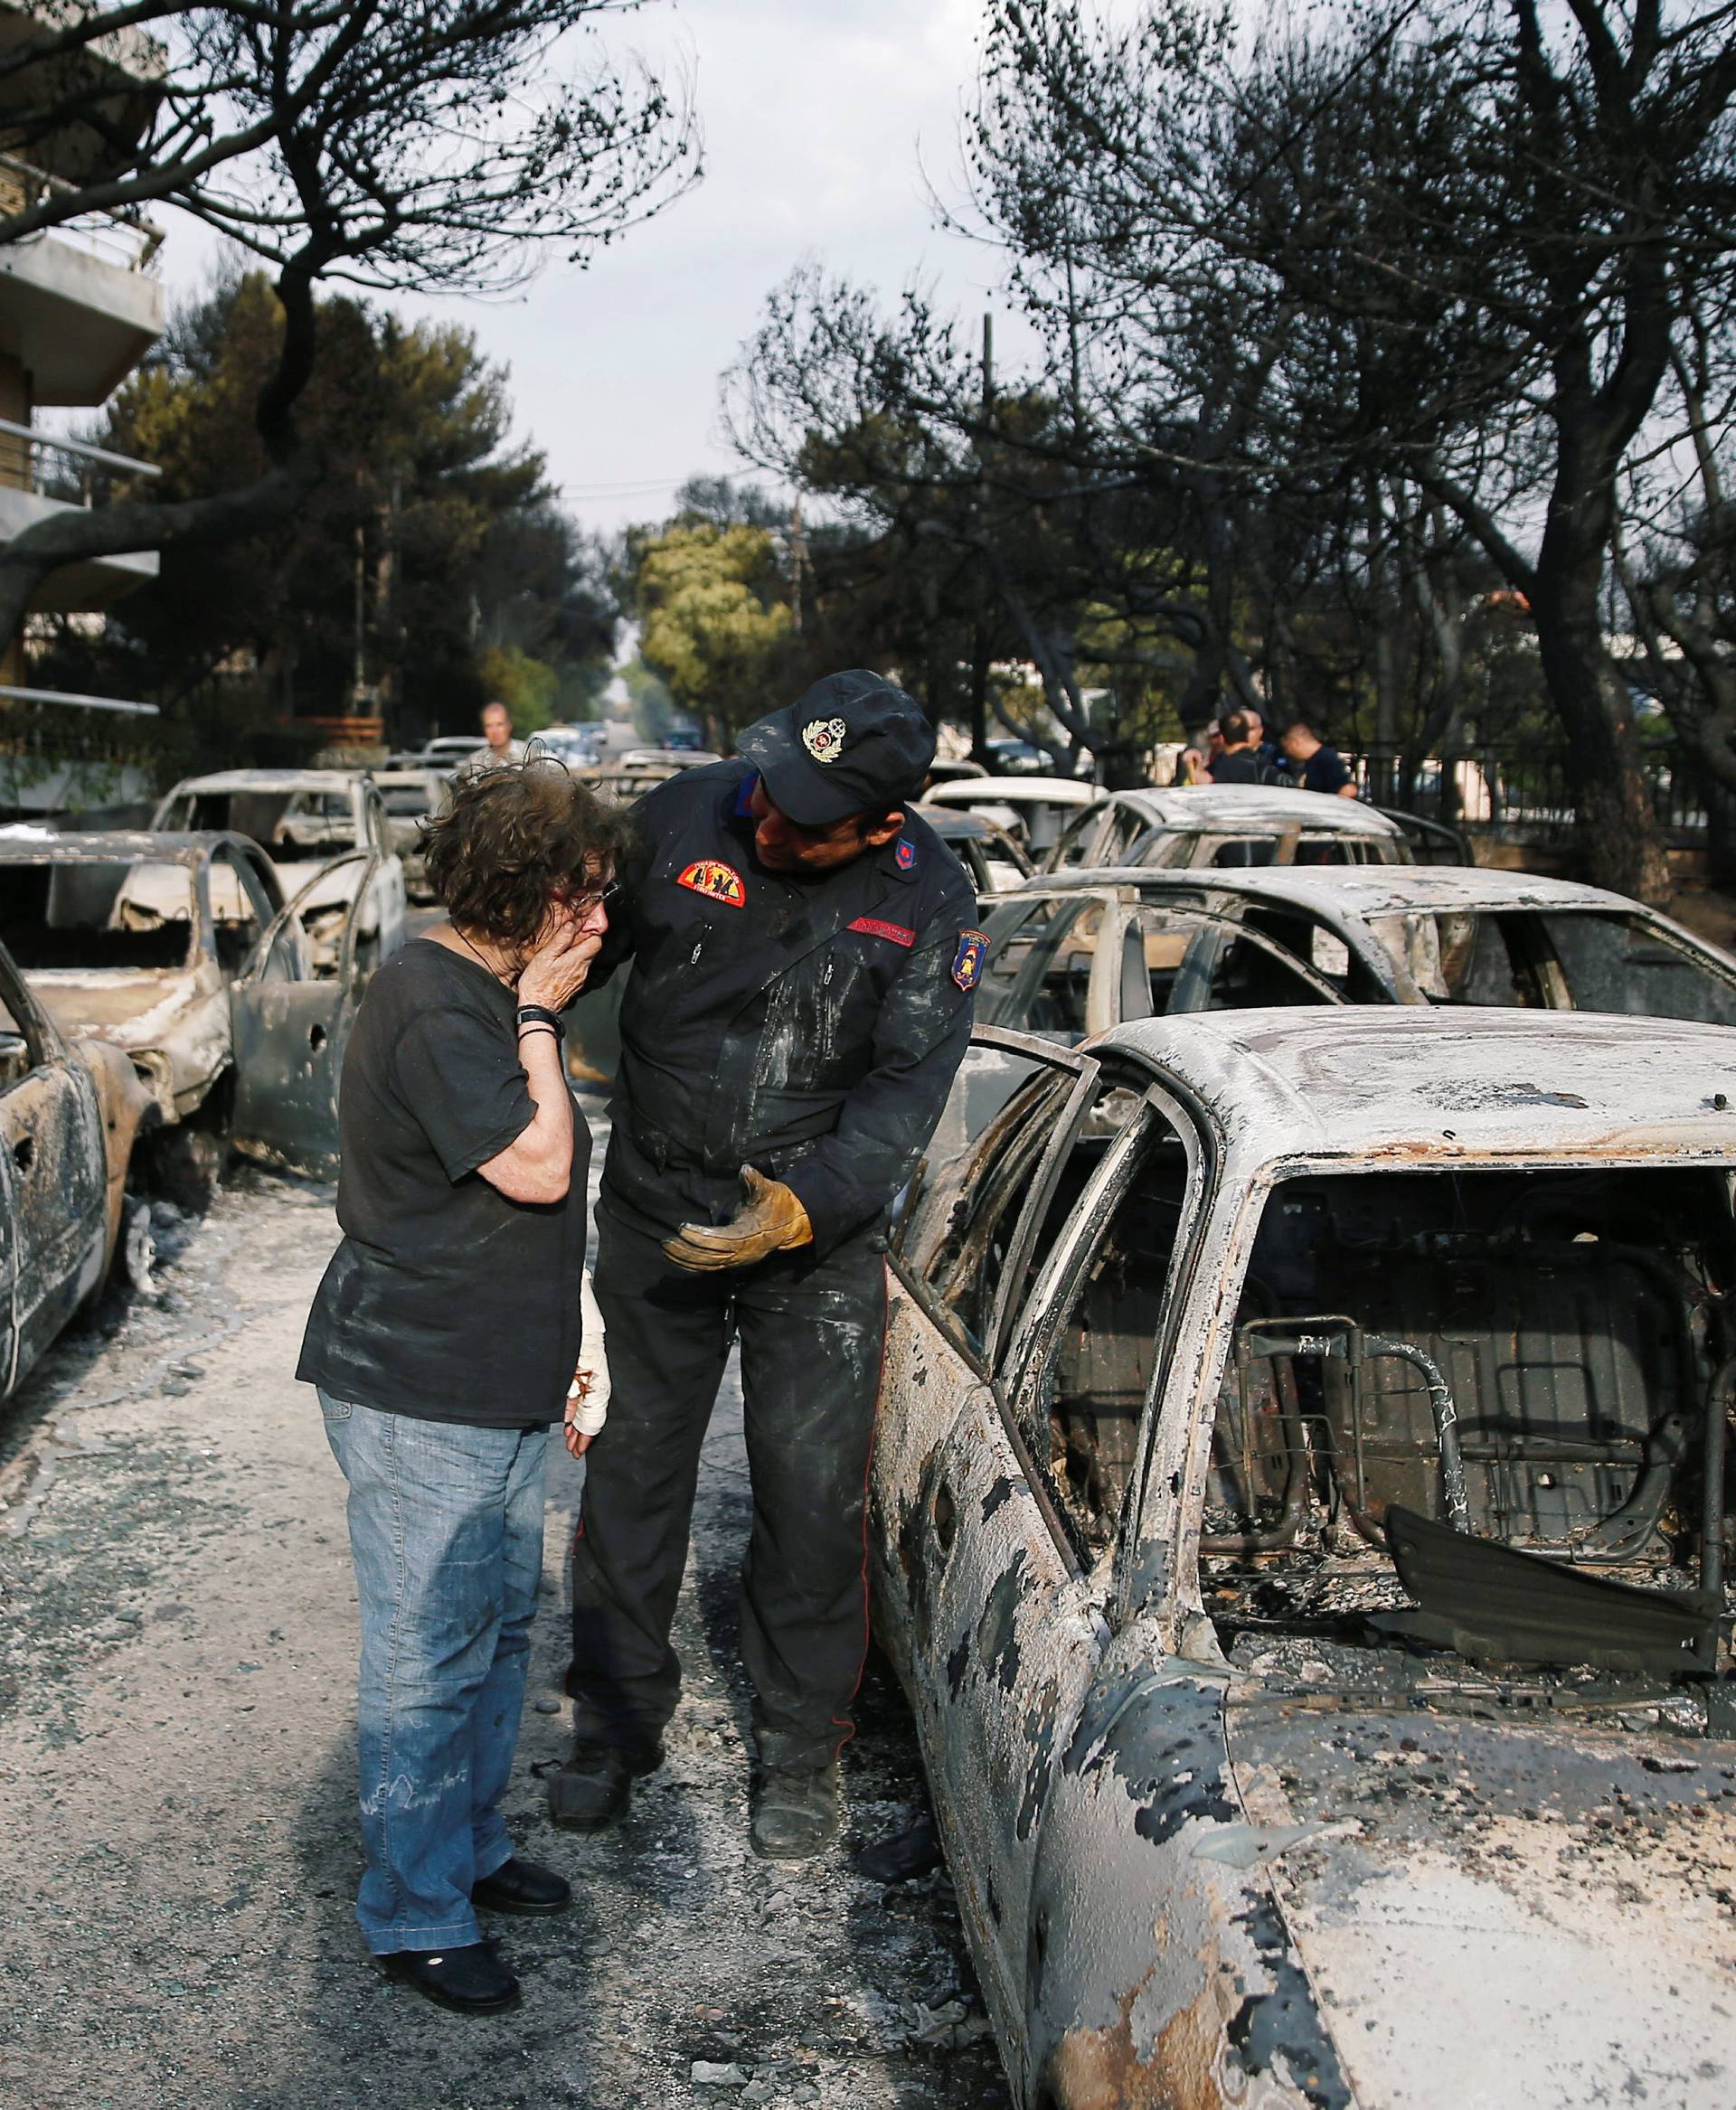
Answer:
[
  {"left": 732, "top": 773, "right": 759, "bottom": 818},
  {"left": 848, "top": 916, "right": 916, "bottom": 947},
  {"left": 952, "top": 928, "right": 989, "bottom": 991},
  {"left": 894, "top": 837, "right": 916, "bottom": 871},
  {"left": 677, "top": 859, "right": 746, "bottom": 907}
]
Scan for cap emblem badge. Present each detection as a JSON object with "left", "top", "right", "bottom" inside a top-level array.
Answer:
[{"left": 802, "top": 716, "right": 848, "bottom": 764}]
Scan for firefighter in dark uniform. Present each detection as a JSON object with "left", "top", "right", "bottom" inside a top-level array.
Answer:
[{"left": 551, "top": 672, "right": 983, "bottom": 1858}]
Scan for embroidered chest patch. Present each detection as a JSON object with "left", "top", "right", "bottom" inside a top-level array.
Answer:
[
  {"left": 952, "top": 928, "right": 989, "bottom": 991},
  {"left": 848, "top": 916, "right": 916, "bottom": 947},
  {"left": 677, "top": 859, "right": 746, "bottom": 907}
]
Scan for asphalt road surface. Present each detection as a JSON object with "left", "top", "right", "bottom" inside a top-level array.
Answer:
[{"left": 0, "top": 1109, "right": 1010, "bottom": 2110}]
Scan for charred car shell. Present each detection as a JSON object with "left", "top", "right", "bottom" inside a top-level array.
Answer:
[
  {"left": 0, "top": 830, "right": 286, "bottom": 1132},
  {"left": 0, "top": 831, "right": 372, "bottom": 1192},
  {"left": 875, "top": 1008, "right": 1736, "bottom": 2108},
  {"left": 1046, "top": 787, "right": 1413, "bottom": 874},
  {"left": 0, "top": 935, "right": 156, "bottom": 1396}
]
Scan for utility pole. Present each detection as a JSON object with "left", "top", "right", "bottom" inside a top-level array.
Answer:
[
  {"left": 350, "top": 521, "right": 368, "bottom": 711},
  {"left": 969, "top": 313, "right": 995, "bottom": 768},
  {"left": 788, "top": 499, "right": 807, "bottom": 635}
]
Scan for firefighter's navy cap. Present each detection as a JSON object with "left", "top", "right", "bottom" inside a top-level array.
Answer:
[{"left": 738, "top": 671, "right": 937, "bottom": 827}]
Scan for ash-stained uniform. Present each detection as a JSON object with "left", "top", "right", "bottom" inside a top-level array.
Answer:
[{"left": 568, "top": 758, "right": 981, "bottom": 1770}]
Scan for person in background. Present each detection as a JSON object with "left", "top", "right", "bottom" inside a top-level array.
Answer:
[
  {"left": 1241, "top": 704, "right": 1287, "bottom": 776},
  {"left": 1280, "top": 720, "right": 1358, "bottom": 797},
  {"left": 297, "top": 760, "right": 631, "bottom": 2017},
  {"left": 463, "top": 700, "right": 525, "bottom": 776},
  {"left": 1178, "top": 722, "right": 1216, "bottom": 784},
  {"left": 1202, "top": 711, "right": 1280, "bottom": 787}
]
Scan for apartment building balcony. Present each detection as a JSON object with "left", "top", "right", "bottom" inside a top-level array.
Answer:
[
  {"left": 0, "top": 417, "right": 159, "bottom": 608},
  {"left": 0, "top": 152, "right": 162, "bottom": 404}
]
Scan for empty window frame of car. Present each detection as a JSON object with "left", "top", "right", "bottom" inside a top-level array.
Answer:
[
  {"left": 976, "top": 892, "right": 1347, "bottom": 1035},
  {"left": 1364, "top": 907, "right": 1736, "bottom": 1022},
  {"left": 0, "top": 860, "right": 198, "bottom": 973},
  {"left": 917, "top": 1050, "right": 1211, "bottom": 1564}
]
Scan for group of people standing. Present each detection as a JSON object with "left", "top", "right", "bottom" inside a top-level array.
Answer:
[
  {"left": 1180, "top": 707, "right": 1358, "bottom": 796},
  {"left": 297, "top": 673, "right": 981, "bottom": 2015}
]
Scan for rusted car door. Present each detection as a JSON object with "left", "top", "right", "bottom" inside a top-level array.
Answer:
[
  {"left": 227, "top": 852, "right": 371, "bottom": 1176},
  {"left": 0, "top": 950, "right": 106, "bottom": 1390}
]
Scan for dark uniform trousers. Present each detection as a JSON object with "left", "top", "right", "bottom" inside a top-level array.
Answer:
[{"left": 568, "top": 1142, "right": 887, "bottom": 1773}]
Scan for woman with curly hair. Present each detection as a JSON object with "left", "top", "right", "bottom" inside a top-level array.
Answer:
[{"left": 298, "top": 757, "right": 633, "bottom": 2015}]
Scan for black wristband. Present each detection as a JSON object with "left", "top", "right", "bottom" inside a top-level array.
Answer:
[{"left": 515, "top": 1003, "right": 564, "bottom": 1041}]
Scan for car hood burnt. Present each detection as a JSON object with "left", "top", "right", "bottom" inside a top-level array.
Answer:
[
  {"left": 31, "top": 966, "right": 205, "bottom": 1044},
  {"left": 1222, "top": 1681, "right": 1736, "bottom": 2108}
]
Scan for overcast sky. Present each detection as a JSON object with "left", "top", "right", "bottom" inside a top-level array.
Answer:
[{"left": 159, "top": 0, "right": 1017, "bottom": 538}]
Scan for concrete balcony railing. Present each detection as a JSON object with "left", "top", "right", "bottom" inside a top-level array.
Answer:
[
  {"left": 0, "top": 416, "right": 161, "bottom": 610},
  {"left": 0, "top": 412, "right": 160, "bottom": 500},
  {"left": 0, "top": 153, "right": 164, "bottom": 404},
  {"left": 0, "top": 151, "right": 161, "bottom": 273}
]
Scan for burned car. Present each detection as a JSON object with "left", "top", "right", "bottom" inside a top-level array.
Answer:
[
  {"left": 0, "top": 932, "right": 156, "bottom": 1395},
  {"left": 151, "top": 768, "right": 406, "bottom": 970},
  {"left": 975, "top": 866, "right": 1736, "bottom": 1041},
  {"left": 912, "top": 805, "right": 1037, "bottom": 905},
  {"left": 876, "top": 1009, "right": 1735, "bottom": 2108},
  {"left": 368, "top": 767, "right": 450, "bottom": 903},
  {"left": 0, "top": 832, "right": 373, "bottom": 1196},
  {"left": 920, "top": 775, "right": 1104, "bottom": 864},
  {"left": 1046, "top": 786, "right": 1412, "bottom": 872}
]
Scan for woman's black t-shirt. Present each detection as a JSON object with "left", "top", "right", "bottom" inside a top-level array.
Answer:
[{"left": 297, "top": 938, "right": 590, "bottom": 1427}]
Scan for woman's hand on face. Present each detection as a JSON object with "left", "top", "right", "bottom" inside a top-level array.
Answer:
[{"left": 518, "top": 901, "right": 606, "bottom": 1012}]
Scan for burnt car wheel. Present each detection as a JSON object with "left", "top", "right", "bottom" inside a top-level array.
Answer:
[
  {"left": 144, "top": 1124, "right": 225, "bottom": 1212},
  {"left": 120, "top": 1197, "right": 156, "bottom": 1292}
]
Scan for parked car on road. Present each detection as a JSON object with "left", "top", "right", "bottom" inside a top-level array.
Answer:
[
  {"left": 920, "top": 776, "right": 1106, "bottom": 862},
  {"left": 0, "top": 933, "right": 157, "bottom": 1395},
  {"left": 932, "top": 861, "right": 1736, "bottom": 1169},
  {"left": 366, "top": 768, "right": 449, "bottom": 902},
  {"left": 912, "top": 806, "right": 1035, "bottom": 903},
  {"left": 151, "top": 768, "right": 406, "bottom": 971},
  {"left": 876, "top": 1007, "right": 1736, "bottom": 2108},
  {"left": 0, "top": 831, "right": 375, "bottom": 1197},
  {"left": 1046, "top": 785, "right": 1413, "bottom": 871},
  {"left": 976, "top": 864, "right": 1736, "bottom": 1038}
]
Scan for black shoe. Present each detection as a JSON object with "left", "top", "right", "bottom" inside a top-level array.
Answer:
[
  {"left": 382, "top": 1941, "right": 520, "bottom": 2015},
  {"left": 471, "top": 1856, "right": 571, "bottom": 1917},
  {"left": 750, "top": 1762, "right": 841, "bottom": 1860},
  {"left": 546, "top": 1738, "right": 661, "bottom": 1833}
]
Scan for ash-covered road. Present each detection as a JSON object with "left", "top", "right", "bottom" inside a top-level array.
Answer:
[{"left": 0, "top": 1117, "right": 1009, "bottom": 2110}]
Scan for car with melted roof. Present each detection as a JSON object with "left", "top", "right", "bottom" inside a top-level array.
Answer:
[
  {"left": 877, "top": 1008, "right": 1736, "bottom": 2108},
  {"left": 1046, "top": 786, "right": 1412, "bottom": 872}
]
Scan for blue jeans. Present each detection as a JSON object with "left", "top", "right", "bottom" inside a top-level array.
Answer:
[{"left": 320, "top": 1390, "right": 548, "bottom": 1955}]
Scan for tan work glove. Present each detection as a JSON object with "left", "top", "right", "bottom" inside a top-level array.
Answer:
[
  {"left": 564, "top": 1268, "right": 610, "bottom": 1458},
  {"left": 662, "top": 1165, "right": 814, "bottom": 1273}
]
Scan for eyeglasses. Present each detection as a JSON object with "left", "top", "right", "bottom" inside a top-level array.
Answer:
[{"left": 558, "top": 878, "right": 622, "bottom": 912}]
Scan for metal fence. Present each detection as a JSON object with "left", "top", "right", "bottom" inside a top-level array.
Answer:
[{"left": 1349, "top": 744, "right": 1711, "bottom": 840}]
